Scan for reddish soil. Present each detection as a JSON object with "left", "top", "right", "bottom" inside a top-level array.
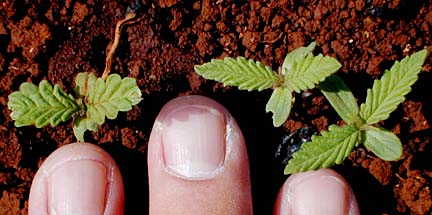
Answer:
[{"left": 1, "top": 0, "right": 432, "bottom": 214}]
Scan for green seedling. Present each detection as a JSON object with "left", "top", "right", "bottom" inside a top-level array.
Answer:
[
  {"left": 7, "top": 7, "right": 143, "bottom": 142},
  {"left": 194, "top": 42, "right": 341, "bottom": 127},
  {"left": 7, "top": 73, "right": 141, "bottom": 142},
  {"left": 284, "top": 49, "right": 428, "bottom": 174}
]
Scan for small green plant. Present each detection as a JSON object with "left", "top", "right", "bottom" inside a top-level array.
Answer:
[
  {"left": 284, "top": 49, "right": 428, "bottom": 174},
  {"left": 7, "top": 72, "right": 141, "bottom": 142},
  {"left": 7, "top": 8, "right": 143, "bottom": 142},
  {"left": 194, "top": 42, "right": 341, "bottom": 127}
]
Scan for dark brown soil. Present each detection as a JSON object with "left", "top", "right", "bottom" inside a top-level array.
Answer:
[{"left": 1, "top": 0, "right": 432, "bottom": 214}]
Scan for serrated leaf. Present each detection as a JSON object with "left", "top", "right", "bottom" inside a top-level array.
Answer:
[
  {"left": 194, "top": 57, "right": 280, "bottom": 91},
  {"left": 318, "top": 75, "right": 363, "bottom": 126},
  {"left": 284, "top": 125, "right": 360, "bottom": 174},
  {"left": 78, "top": 73, "right": 142, "bottom": 125},
  {"left": 283, "top": 47, "right": 341, "bottom": 93},
  {"left": 265, "top": 87, "right": 292, "bottom": 127},
  {"left": 73, "top": 116, "right": 98, "bottom": 142},
  {"left": 363, "top": 126, "right": 402, "bottom": 161},
  {"left": 360, "top": 50, "right": 427, "bottom": 124},
  {"left": 8, "top": 81, "right": 80, "bottom": 128},
  {"left": 281, "top": 42, "right": 316, "bottom": 76},
  {"left": 72, "top": 73, "right": 142, "bottom": 141}
]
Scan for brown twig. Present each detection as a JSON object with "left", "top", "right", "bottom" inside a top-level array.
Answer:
[
  {"left": 102, "top": 12, "right": 144, "bottom": 80},
  {"left": 263, "top": 32, "right": 284, "bottom": 44}
]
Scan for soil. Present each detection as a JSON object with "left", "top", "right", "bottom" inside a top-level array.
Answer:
[{"left": 1, "top": 0, "right": 432, "bottom": 214}]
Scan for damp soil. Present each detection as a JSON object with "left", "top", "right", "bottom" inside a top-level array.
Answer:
[{"left": 1, "top": 0, "right": 432, "bottom": 214}]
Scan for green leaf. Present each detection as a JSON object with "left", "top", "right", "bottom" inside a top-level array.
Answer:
[
  {"left": 265, "top": 87, "right": 292, "bottom": 127},
  {"left": 318, "top": 75, "right": 363, "bottom": 126},
  {"left": 79, "top": 73, "right": 142, "bottom": 123},
  {"left": 281, "top": 42, "right": 316, "bottom": 76},
  {"left": 363, "top": 126, "right": 403, "bottom": 161},
  {"left": 284, "top": 125, "right": 360, "bottom": 174},
  {"left": 73, "top": 117, "right": 98, "bottom": 142},
  {"left": 194, "top": 57, "right": 280, "bottom": 91},
  {"left": 75, "top": 72, "right": 93, "bottom": 98},
  {"left": 283, "top": 45, "right": 341, "bottom": 93},
  {"left": 8, "top": 81, "right": 80, "bottom": 128},
  {"left": 360, "top": 50, "right": 427, "bottom": 124},
  {"left": 73, "top": 72, "right": 142, "bottom": 140}
]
